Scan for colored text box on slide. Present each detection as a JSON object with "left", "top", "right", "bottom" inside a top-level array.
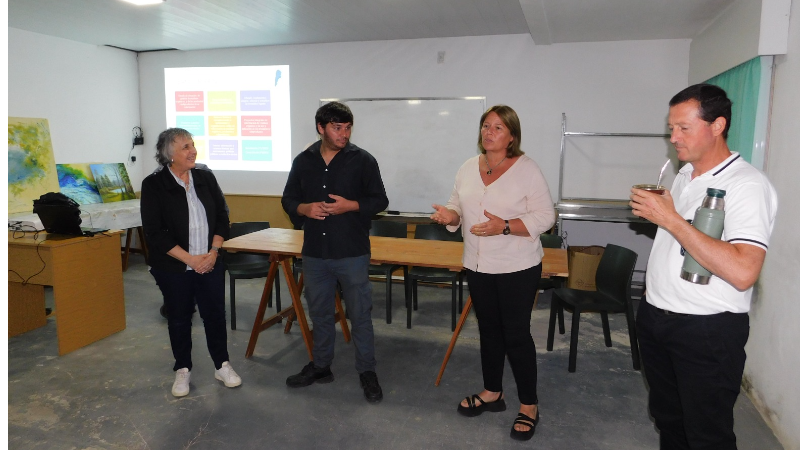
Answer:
[
  {"left": 242, "top": 140, "right": 272, "bottom": 161},
  {"left": 208, "top": 116, "right": 238, "bottom": 136},
  {"left": 175, "top": 92, "right": 204, "bottom": 112},
  {"left": 176, "top": 116, "right": 205, "bottom": 136},
  {"left": 208, "top": 91, "right": 237, "bottom": 112},
  {"left": 241, "top": 116, "right": 272, "bottom": 137},
  {"left": 240, "top": 90, "right": 271, "bottom": 111},
  {"left": 209, "top": 140, "right": 239, "bottom": 160}
]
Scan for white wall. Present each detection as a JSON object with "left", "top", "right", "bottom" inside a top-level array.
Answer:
[
  {"left": 8, "top": 28, "right": 142, "bottom": 185},
  {"left": 137, "top": 35, "right": 689, "bottom": 200},
  {"left": 689, "top": 0, "right": 792, "bottom": 83},
  {"left": 746, "top": 1, "right": 800, "bottom": 447}
]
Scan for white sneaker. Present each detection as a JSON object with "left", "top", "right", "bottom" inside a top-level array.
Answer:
[
  {"left": 172, "top": 368, "right": 191, "bottom": 397},
  {"left": 215, "top": 361, "right": 242, "bottom": 388}
]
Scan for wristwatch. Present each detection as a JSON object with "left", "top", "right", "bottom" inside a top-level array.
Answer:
[
  {"left": 210, "top": 246, "right": 220, "bottom": 253},
  {"left": 502, "top": 220, "right": 511, "bottom": 235}
]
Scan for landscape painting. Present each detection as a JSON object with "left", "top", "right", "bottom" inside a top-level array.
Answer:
[
  {"left": 8, "top": 117, "right": 61, "bottom": 214},
  {"left": 90, "top": 163, "right": 136, "bottom": 203},
  {"left": 56, "top": 163, "right": 103, "bottom": 205}
]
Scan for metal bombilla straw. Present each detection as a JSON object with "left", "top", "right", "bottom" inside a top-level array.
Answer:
[{"left": 656, "top": 159, "right": 670, "bottom": 189}]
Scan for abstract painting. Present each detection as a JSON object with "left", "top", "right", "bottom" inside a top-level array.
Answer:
[
  {"left": 56, "top": 163, "right": 103, "bottom": 205},
  {"left": 8, "top": 117, "right": 60, "bottom": 214},
  {"left": 90, "top": 163, "right": 136, "bottom": 203}
]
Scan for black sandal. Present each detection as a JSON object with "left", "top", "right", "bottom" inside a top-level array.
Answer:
[
  {"left": 510, "top": 409, "right": 540, "bottom": 441},
  {"left": 456, "top": 392, "right": 506, "bottom": 417}
]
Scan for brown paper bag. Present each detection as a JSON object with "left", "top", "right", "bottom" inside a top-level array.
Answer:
[{"left": 566, "top": 246, "right": 605, "bottom": 291}]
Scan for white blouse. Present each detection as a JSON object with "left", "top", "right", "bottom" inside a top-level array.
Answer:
[{"left": 445, "top": 154, "right": 555, "bottom": 274}]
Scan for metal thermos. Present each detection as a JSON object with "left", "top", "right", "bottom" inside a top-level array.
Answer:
[{"left": 680, "top": 188, "right": 726, "bottom": 284}]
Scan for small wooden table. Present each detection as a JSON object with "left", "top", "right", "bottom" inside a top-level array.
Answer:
[
  {"left": 8, "top": 230, "right": 126, "bottom": 355},
  {"left": 223, "top": 228, "right": 568, "bottom": 384}
]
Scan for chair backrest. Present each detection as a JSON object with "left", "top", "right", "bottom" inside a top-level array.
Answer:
[
  {"left": 370, "top": 220, "right": 407, "bottom": 238},
  {"left": 414, "top": 223, "right": 463, "bottom": 242},
  {"left": 227, "top": 222, "right": 271, "bottom": 264},
  {"left": 230, "top": 221, "right": 270, "bottom": 239},
  {"left": 539, "top": 233, "right": 563, "bottom": 249},
  {"left": 595, "top": 244, "right": 638, "bottom": 306}
]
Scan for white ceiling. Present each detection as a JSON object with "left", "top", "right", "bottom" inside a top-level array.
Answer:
[{"left": 8, "top": 0, "right": 734, "bottom": 52}]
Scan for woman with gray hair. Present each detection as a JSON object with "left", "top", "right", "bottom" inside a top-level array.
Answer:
[{"left": 141, "top": 127, "right": 241, "bottom": 397}]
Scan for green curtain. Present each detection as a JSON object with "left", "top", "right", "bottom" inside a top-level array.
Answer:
[{"left": 705, "top": 57, "right": 762, "bottom": 163}]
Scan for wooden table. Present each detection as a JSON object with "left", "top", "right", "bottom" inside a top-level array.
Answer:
[
  {"left": 223, "top": 228, "right": 568, "bottom": 384},
  {"left": 223, "top": 228, "right": 353, "bottom": 359},
  {"left": 8, "top": 230, "right": 126, "bottom": 355},
  {"left": 9, "top": 199, "right": 145, "bottom": 271}
]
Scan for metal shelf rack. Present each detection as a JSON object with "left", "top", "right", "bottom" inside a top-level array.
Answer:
[
  {"left": 556, "top": 113, "right": 669, "bottom": 297},
  {"left": 556, "top": 113, "right": 670, "bottom": 231}
]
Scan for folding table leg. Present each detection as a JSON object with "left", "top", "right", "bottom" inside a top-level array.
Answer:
[{"left": 436, "top": 296, "right": 473, "bottom": 386}]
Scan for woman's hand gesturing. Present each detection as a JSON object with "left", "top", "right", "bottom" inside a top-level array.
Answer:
[
  {"left": 431, "top": 204, "right": 459, "bottom": 226},
  {"left": 469, "top": 210, "right": 505, "bottom": 237}
]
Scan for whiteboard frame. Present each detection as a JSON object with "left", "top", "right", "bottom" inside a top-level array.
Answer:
[{"left": 321, "top": 96, "right": 486, "bottom": 104}]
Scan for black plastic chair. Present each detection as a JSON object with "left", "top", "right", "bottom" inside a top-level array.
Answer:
[
  {"left": 369, "top": 220, "right": 410, "bottom": 324},
  {"left": 533, "top": 233, "right": 564, "bottom": 310},
  {"left": 224, "top": 222, "right": 281, "bottom": 330},
  {"left": 546, "top": 244, "right": 640, "bottom": 372},
  {"left": 406, "top": 223, "right": 464, "bottom": 331}
]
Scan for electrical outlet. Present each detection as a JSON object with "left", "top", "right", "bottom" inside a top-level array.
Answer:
[{"left": 133, "top": 137, "right": 144, "bottom": 145}]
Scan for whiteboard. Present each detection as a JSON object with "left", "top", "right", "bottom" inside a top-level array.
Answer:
[{"left": 324, "top": 97, "right": 486, "bottom": 213}]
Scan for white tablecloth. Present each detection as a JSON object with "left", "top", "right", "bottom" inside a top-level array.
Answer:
[{"left": 9, "top": 199, "right": 142, "bottom": 231}]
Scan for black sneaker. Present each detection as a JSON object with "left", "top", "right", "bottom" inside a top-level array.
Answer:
[
  {"left": 286, "top": 362, "right": 334, "bottom": 388},
  {"left": 359, "top": 371, "right": 383, "bottom": 403}
]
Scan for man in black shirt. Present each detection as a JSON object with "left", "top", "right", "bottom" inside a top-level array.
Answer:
[{"left": 282, "top": 102, "right": 389, "bottom": 403}]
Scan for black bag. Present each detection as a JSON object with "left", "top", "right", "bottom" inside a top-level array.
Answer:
[
  {"left": 33, "top": 192, "right": 83, "bottom": 234},
  {"left": 33, "top": 192, "right": 80, "bottom": 209}
]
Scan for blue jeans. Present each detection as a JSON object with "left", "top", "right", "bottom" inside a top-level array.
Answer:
[
  {"left": 150, "top": 259, "right": 229, "bottom": 371},
  {"left": 303, "top": 254, "right": 376, "bottom": 373}
]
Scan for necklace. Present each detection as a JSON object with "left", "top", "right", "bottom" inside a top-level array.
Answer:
[{"left": 484, "top": 154, "right": 507, "bottom": 175}]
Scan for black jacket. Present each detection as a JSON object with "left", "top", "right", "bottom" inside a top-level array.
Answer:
[{"left": 141, "top": 167, "right": 230, "bottom": 273}]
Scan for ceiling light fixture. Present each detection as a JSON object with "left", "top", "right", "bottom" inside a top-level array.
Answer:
[{"left": 121, "top": 0, "right": 165, "bottom": 5}]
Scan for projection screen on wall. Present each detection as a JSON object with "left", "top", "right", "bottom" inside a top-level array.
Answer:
[{"left": 164, "top": 65, "right": 291, "bottom": 172}]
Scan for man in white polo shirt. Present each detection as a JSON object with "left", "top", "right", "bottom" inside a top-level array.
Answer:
[{"left": 630, "top": 84, "right": 778, "bottom": 450}]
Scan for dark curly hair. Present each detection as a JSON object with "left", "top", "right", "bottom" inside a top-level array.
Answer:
[{"left": 315, "top": 102, "right": 354, "bottom": 134}]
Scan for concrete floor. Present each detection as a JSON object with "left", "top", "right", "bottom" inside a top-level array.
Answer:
[{"left": 8, "top": 254, "right": 783, "bottom": 449}]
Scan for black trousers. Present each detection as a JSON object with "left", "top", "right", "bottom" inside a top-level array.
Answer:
[
  {"left": 637, "top": 299, "right": 749, "bottom": 450},
  {"left": 151, "top": 259, "right": 230, "bottom": 372},
  {"left": 465, "top": 264, "right": 541, "bottom": 405}
]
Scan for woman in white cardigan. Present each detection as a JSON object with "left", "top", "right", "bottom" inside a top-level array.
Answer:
[{"left": 431, "top": 105, "right": 555, "bottom": 441}]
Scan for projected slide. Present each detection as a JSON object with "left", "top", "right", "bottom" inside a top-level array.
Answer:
[{"left": 164, "top": 66, "right": 291, "bottom": 171}]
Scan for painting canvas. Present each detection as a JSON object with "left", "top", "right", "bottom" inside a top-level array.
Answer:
[
  {"left": 56, "top": 164, "right": 103, "bottom": 205},
  {"left": 90, "top": 163, "right": 136, "bottom": 203},
  {"left": 8, "top": 117, "right": 61, "bottom": 214}
]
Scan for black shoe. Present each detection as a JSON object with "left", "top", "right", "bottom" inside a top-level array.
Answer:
[
  {"left": 286, "top": 362, "right": 334, "bottom": 388},
  {"left": 359, "top": 371, "right": 383, "bottom": 403},
  {"left": 457, "top": 392, "right": 506, "bottom": 417},
  {"left": 510, "top": 409, "right": 540, "bottom": 441}
]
